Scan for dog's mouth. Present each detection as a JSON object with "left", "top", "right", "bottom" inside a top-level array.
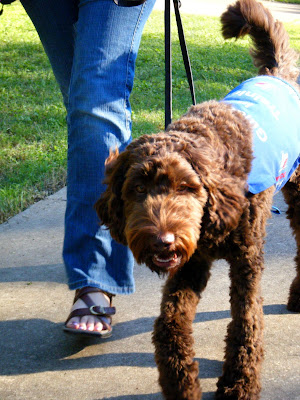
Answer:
[{"left": 152, "top": 252, "right": 182, "bottom": 270}]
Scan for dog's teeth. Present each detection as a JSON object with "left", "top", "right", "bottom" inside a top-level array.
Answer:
[
  {"left": 156, "top": 257, "right": 172, "bottom": 262},
  {"left": 154, "top": 255, "right": 176, "bottom": 263}
]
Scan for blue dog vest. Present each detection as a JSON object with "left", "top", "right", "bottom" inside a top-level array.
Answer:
[{"left": 222, "top": 76, "right": 300, "bottom": 194}]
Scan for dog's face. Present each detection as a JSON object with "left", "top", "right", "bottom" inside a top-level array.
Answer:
[
  {"left": 96, "top": 131, "right": 248, "bottom": 275},
  {"left": 121, "top": 152, "right": 208, "bottom": 274},
  {"left": 96, "top": 147, "right": 208, "bottom": 275}
]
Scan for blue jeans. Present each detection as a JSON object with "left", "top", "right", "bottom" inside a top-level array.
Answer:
[{"left": 21, "top": 0, "right": 156, "bottom": 294}]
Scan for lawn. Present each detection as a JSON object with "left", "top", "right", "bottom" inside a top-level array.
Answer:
[
  {"left": 276, "top": 0, "right": 300, "bottom": 3},
  {"left": 0, "top": 2, "right": 299, "bottom": 223}
]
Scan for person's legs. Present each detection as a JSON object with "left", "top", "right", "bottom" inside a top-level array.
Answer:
[
  {"left": 64, "top": 0, "right": 156, "bottom": 296},
  {"left": 21, "top": 0, "right": 156, "bottom": 333}
]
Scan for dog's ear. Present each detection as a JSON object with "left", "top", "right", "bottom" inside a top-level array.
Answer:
[
  {"left": 179, "top": 145, "right": 247, "bottom": 240},
  {"left": 202, "top": 176, "right": 247, "bottom": 241},
  {"left": 94, "top": 148, "right": 129, "bottom": 245}
]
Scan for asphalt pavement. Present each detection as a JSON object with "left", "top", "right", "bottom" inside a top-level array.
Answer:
[{"left": 1, "top": 1, "right": 300, "bottom": 399}]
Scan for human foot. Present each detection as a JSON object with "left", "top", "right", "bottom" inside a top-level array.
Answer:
[{"left": 64, "top": 287, "right": 115, "bottom": 337}]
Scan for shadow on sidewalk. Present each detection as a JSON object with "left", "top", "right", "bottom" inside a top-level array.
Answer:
[
  {"left": 0, "top": 263, "right": 66, "bottom": 284},
  {"left": 0, "top": 302, "right": 291, "bottom": 377},
  {"left": 0, "top": 317, "right": 223, "bottom": 380}
]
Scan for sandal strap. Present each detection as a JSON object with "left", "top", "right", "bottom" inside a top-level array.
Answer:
[
  {"left": 66, "top": 306, "right": 115, "bottom": 321},
  {"left": 100, "top": 319, "right": 112, "bottom": 332},
  {"left": 73, "top": 287, "right": 115, "bottom": 305},
  {"left": 65, "top": 287, "right": 116, "bottom": 324}
]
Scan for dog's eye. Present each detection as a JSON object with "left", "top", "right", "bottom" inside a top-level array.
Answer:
[
  {"left": 178, "top": 184, "right": 189, "bottom": 192},
  {"left": 177, "top": 183, "right": 198, "bottom": 193},
  {"left": 135, "top": 184, "right": 147, "bottom": 194}
]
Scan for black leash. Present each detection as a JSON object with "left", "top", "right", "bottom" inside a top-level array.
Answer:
[
  {"left": 165, "top": 0, "right": 172, "bottom": 129},
  {"left": 165, "top": 0, "right": 196, "bottom": 129}
]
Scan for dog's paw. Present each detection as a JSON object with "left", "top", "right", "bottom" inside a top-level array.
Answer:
[
  {"left": 215, "top": 387, "right": 260, "bottom": 400},
  {"left": 216, "top": 375, "right": 261, "bottom": 400}
]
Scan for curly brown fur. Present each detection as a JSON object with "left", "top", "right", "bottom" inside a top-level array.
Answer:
[
  {"left": 221, "top": 0, "right": 300, "bottom": 85},
  {"left": 95, "top": 0, "right": 300, "bottom": 398},
  {"left": 282, "top": 168, "right": 300, "bottom": 312}
]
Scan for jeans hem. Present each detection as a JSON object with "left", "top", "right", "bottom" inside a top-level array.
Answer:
[{"left": 68, "top": 279, "right": 135, "bottom": 295}]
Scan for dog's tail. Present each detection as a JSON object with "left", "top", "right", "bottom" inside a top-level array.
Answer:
[{"left": 221, "top": 0, "right": 299, "bottom": 82}]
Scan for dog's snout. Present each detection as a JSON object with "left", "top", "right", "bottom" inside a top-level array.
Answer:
[
  {"left": 159, "top": 232, "right": 175, "bottom": 244},
  {"left": 156, "top": 232, "right": 175, "bottom": 249}
]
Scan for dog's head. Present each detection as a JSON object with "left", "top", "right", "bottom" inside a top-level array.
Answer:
[{"left": 95, "top": 130, "right": 248, "bottom": 275}]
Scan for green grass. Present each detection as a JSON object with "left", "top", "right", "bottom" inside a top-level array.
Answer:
[
  {"left": 274, "top": 0, "right": 300, "bottom": 4},
  {"left": 0, "top": 2, "right": 67, "bottom": 222},
  {"left": 0, "top": 2, "right": 299, "bottom": 223}
]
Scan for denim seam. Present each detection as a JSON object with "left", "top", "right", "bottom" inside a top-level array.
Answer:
[
  {"left": 66, "top": 38, "right": 77, "bottom": 128},
  {"left": 124, "top": 2, "right": 146, "bottom": 133}
]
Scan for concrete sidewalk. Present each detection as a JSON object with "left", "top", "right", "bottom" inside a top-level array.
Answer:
[
  {"left": 1, "top": 1, "right": 300, "bottom": 400},
  {"left": 1, "top": 190, "right": 300, "bottom": 400}
]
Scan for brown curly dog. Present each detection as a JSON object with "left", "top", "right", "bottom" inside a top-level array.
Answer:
[{"left": 95, "top": 0, "right": 300, "bottom": 398}]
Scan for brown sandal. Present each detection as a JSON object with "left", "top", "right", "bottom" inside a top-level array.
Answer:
[{"left": 64, "top": 287, "right": 116, "bottom": 338}]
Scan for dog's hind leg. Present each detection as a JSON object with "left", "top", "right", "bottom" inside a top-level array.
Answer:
[
  {"left": 152, "top": 255, "right": 212, "bottom": 400},
  {"left": 282, "top": 166, "right": 300, "bottom": 312},
  {"left": 216, "top": 189, "right": 274, "bottom": 400}
]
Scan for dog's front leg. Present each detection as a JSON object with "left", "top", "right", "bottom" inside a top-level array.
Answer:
[
  {"left": 282, "top": 172, "right": 300, "bottom": 312},
  {"left": 216, "top": 189, "right": 274, "bottom": 400},
  {"left": 216, "top": 249, "right": 265, "bottom": 400},
  {"left": 153, "top": 256, "right": 211, "bottom": 400}
]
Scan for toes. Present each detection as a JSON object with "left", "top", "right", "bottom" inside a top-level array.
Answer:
[
  {"left": 66, "top": 317, "right": 80, "bottom": 329},
  {"left": 67, "top": 315, "right": 108, "bottom": 332},
  {"left": 86, "top": 317, "right": 110, "bottom": 332},
  {"left": 86, "top": 316, "right": 98, "bottom": 332},
  {"left": 78, "top": 315, "right": 89, "bottom": 331},
  {"left": 78, "top": 316, "right": 107, "bottom": 332},
  {"left": 94, "top": 321, "right": 104, "bottom": 332}
]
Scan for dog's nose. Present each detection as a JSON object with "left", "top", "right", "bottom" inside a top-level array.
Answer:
[{"left": 157, "top": 232, "right": 175, "bottom": 247}]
